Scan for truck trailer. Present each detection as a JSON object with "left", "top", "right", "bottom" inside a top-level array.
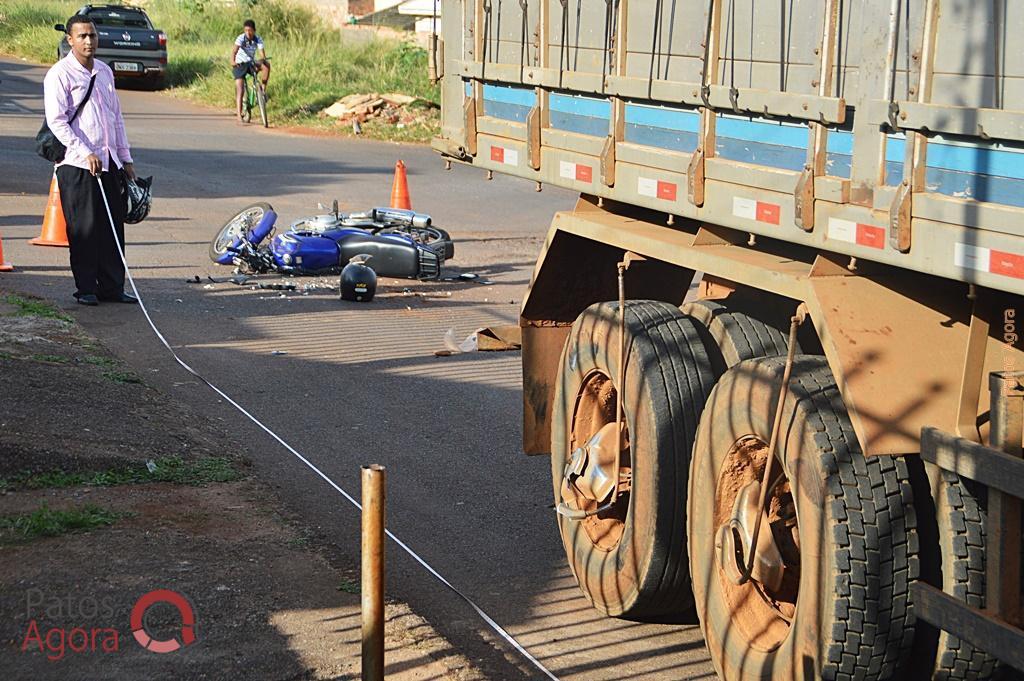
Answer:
[{"left": 431, "top": 2, "right": 1024, "bottom": 679}]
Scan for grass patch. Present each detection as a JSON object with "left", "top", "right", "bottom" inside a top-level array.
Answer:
[
  {"left": 2, "top": 294, "right": 72, "bottom": 322},
  {"left": 1, "top": 503, "right": 121, "bottom": 543},
  {"left": 102, "top": 369, "right": 143, "bottom": 384},
  {"left": 29, "top": 353, "right": 69, "bottom": 364},
  {"left": 84, "top": 355, "right": 118, "bottom": 367},
  {"left": 0, "top": 456, "right": 241, "bottom": 492},
  {"left": 337, "top": 578, "right": 360, "bottom": 595},
  {"left": 0, "top": 0, "right": 439, "bottom": 142}
]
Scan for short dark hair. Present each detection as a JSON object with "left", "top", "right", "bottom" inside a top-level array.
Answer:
[
  {"left": 243, "top": 19, "right": 256, "bottom": 30},
  {"left": 66, "top": 14, "right": 95, "bottom": 34}
]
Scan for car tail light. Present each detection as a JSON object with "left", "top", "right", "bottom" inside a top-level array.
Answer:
[
  {"left": 158, "top": 32, "right": 167, "bottom": 46},
  {"left": 158, "top": 57, "right": 167, "bottom": 64}
]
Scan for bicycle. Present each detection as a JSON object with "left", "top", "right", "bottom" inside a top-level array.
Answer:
[{"left": 240, "top": 58, "right": 269, "bottom": 128}]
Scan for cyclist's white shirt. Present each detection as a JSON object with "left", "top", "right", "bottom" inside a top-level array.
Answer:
[{"left": 234, "top": 34, "right": 264, "bottom": 64}]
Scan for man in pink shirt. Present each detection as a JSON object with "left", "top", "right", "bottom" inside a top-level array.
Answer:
[{"left": 44, "top": 14, "right": 139, "bottom": 306}]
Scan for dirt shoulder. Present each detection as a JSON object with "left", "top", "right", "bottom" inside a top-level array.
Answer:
[{"left": 0, "top": 292, "right": 483, "bottom": 680}]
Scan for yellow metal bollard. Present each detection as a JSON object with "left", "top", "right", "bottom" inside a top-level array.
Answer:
[{"left": 361, "top": 464, "right": 386, "bottom": 681}]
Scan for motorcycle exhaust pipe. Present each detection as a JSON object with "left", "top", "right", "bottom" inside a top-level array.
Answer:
[{"left": 371, "top": 207, "right": 432, "bottom": 228}]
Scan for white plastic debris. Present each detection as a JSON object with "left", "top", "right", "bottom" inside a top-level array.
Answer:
[
  {"left": 146, "top": 460, "right": 157, "bottom": 474},
  {"left": 443, "top": 328, "right": 478, "bottom": 353}
]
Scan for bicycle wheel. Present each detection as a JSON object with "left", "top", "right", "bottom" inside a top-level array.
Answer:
[
  {"left": 241, "top": 79, "right": 253, "bottom": 123},
  {"left": 256, "top": 83, "right": 268, "bottom": 128}
]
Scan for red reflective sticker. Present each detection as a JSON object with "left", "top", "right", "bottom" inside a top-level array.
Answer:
[
  {"left": 657, "top": 181, "right": 677, "bottom": 201},
  {"left": 490, "top": 146, "right": 504, "bottom": 163},
  {"left": 855, "top": 224, "right": 886, "bottom": 249},
  {"left": 575, "top": 165, "right": 593, "bottom": 182},
  {"left": 989, "top": 249, "right": 1024, "bottom": 279},
  {"left": 756, "top": 202, "right": 781, "bottom": 225}
]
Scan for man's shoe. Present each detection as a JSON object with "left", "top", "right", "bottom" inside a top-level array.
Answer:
[
  {"left": 99, "top": 293, "right": 138, "bottom": 304},
  {"left": 75, "top": 293, "right": 99, "bottom": 306}
]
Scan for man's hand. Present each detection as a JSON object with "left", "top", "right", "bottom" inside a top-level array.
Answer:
[
  {"left": 122, "top": 162, "right": 136, "bottom": 181},
  {"left": 86, "top": 153, "right": 102, "bottom": 176}
]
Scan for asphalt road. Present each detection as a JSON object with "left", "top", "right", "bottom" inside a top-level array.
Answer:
[{"left": 0, "top": 56, "right": 715, "bottom": 680}]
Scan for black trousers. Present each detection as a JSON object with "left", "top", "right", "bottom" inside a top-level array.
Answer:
[{"left": 56, "top": 160, "right": 127, "bottom": 298}]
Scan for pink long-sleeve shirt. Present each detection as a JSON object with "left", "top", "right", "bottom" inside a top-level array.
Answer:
[{"left": 43, "top": 53, "right": 132, "bottom": 172}]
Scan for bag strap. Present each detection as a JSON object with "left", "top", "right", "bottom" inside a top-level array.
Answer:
[{"left": 67, "top": 75, "right": 97, "bottom": 125}]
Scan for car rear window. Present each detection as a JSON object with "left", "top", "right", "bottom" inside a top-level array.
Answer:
[{"left": 86, "top": 9, "right": 152, "bottom": 29}]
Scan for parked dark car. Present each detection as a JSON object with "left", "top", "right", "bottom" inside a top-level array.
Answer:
[{"left": 56, "top": 4, "right": 168, "bottom": 89}]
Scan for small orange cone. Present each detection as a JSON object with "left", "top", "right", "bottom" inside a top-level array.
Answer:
[
  {"left": 30, "top": 175, "right": 70, "bottom": 248},
  {"left": 0, "top": 234, "right": 13, "bottom": 271},
  {"left": 389, "top": 160, "right": 411, "bottom": 210}
]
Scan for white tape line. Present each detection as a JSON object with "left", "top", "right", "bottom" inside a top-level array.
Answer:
[{"left": 96, "top": 177, "right": 559, "bottom": 681}]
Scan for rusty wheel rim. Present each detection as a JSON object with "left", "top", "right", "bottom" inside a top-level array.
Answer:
[
  {"left": 713, "top": 435, "right": 801, "bottom": 652},
  {"left": 566, "top": 370, "right": 630, "bottom": 551}
]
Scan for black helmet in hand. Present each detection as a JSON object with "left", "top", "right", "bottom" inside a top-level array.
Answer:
[
  {"left": 340, "top": 254, "right": 377, "bottom": 302},
  {"left": 124, "top": 176, "right": 153, "bottom": 224}
]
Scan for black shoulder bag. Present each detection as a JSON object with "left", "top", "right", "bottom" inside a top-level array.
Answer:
[{"left": 35, "top": 75, "right": 96, "bottom": 163}]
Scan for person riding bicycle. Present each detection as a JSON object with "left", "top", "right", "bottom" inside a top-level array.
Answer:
[{"left": 231, "top": 19, "right": 270, "bottom": 123}]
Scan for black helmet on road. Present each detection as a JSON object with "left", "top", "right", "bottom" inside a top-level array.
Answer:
[
  {"left": 124, "top": 176, "right": 152, "bottom": 224},
  {"left": 340, "top": 254, "right": 377, "bottom": 302}
]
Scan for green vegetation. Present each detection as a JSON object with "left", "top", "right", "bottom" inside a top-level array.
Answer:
[
  {"left": 101, "top": 369, "right": 143, "bottom": 384},
  {"left": 0, "top": 0, "right": 439, "bottom": 142},
  {"left": 2, "top": 294, "right": 73, "bottom": 322},
  {"left": 29, "top": 353, "right": 69, "bottom": 364},
  {"left": 1, "top": 503, "right": 122, "bottom": 543},
  {"left": 336, "top": 578, "right": 360, "bottom": 595},
  {"left": 0, "top": 456, "right": 241, "bottom": 492}
]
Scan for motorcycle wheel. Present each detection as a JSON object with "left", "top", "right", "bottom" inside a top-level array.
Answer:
[
  {"left": 209, "top": 202, "right": 274, "bottom": 263},
  {"left": 379, "top": 226, "right": 454, "bottom": 260}
]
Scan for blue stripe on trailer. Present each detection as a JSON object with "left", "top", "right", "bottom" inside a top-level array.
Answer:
[
  {"left": 825, "top": 153, "right": 853, "bottom": 178},
  {"left": 716, "top": 138, "right": 807, "bottom": 172},
  {"left": 549, "top": 93, "right": 611, "bottom": 118},
  {"left": 886, "top": 135, "right": 1024, "bottom": 180},
  {"left": 624, "top": 104, "right": 701, "bottom": 132},
  {"left": 827, "top": 129, "right": 854, "bottom": 156},
  {"left": 549, "top": 93, "right": 611, "bottom": 137},
  {"left": 716, "top": 115, "right": 809, "bottom": 148},
  {"left": 624, "top": 103, "right": 700, "bottom": 153},
  {"left": 886, "top": 133, "right": 1024, "bottom": 207},
  {"left": 485, "top": 101, "right": 531, "bottom": 122},
  {"left": 926, "top": 169, "right": 1024, "bottom": 207},
  {"left": 714, "top": 115, "right": 808, "bottom": 171},
  {"left": 482, "top": 84, "right": 536, "bottom": 107},
  {"left": 551, "top": 112, "right": 610, "bottom": 137},
  {"left": 625, "top": 124, "right": 699, "bottom": 153}
]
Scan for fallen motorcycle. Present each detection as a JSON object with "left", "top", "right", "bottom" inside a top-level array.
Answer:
[{"left": 209, "top": 202, "right": 454, "bottom": 279}]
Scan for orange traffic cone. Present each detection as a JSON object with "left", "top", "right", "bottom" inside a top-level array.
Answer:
[
  {"left": 30, "top": 175, "right": 70, "bottom": 247},
  {"left": 0, "top": 234, "right": 13, "bottom": 271},
  {"left": 389, "top": 160, "right": 411, "bottom": 210}
]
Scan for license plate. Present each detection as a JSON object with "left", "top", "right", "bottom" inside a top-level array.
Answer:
[{"left": 113, "top": 62, "right": 141, "bottom": 73}]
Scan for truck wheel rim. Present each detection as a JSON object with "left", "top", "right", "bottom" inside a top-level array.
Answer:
[
  {"left": 564, "top": 370, "right": 629, "bottom": 551},
  {"left": 713, "top": 435, "right": 801, "bottom": 652}
]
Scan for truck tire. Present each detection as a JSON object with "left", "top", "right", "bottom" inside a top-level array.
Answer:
[
  {"left": 688, "top": 356, "right": 918, "bottom": 680},
  {"left": 923, "top": 470, "right": 1000, "bottom": 680},
  {"left": 551, "top": 300, "right": 715, "bottom": 619},
  {"left": 681, "top": 298, "right": 794, "bottom": 372}
]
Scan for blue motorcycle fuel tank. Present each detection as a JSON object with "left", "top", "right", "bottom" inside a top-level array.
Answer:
[{"left": 270, "top": 232, "right": 340, "bottom": 271}]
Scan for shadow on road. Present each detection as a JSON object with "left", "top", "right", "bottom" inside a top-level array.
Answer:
[{"left": 0, "top": 263, "right": 712, "bottom": 680}]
